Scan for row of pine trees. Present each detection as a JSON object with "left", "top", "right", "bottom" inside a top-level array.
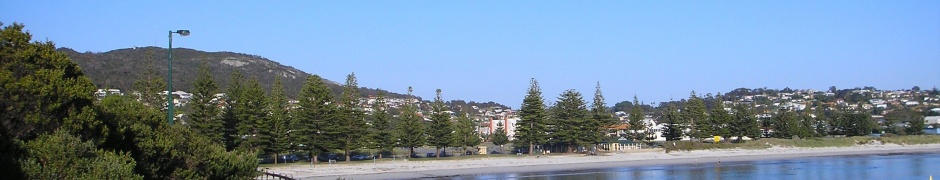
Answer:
[
  {"left": 513, "top": 79, "right": 927, "bottom": 155},
  {"left": 140, "top": 62, "right": 930, "bottom": 159},
  {"left": 178, "top": 62, "right": 483, "bottom": 163}
]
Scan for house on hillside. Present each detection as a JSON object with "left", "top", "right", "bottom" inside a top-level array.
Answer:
[{"left": 925, "top": 116, "right": 940, "bottom": 128}]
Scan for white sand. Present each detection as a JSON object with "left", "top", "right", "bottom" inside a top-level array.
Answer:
[{"left": 262, "top": 144, "right": 940, "bottom": 180}]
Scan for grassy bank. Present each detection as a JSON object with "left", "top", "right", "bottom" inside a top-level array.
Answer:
[
  {"left": 663, "top": 135, "right": 940, "bottom": 152},
  {"left": 257, "top": 153, "right": 540, "bottom": 168}
]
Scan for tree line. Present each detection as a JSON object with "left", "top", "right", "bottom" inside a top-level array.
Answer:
[
  {"left": 184, "top": 65, "right": 484, "bottom": 162},
  {"left": 513, "top": 79, "right": 620, "bottom": 154},
  {"left": 510, "top": 79, "right": 931, "bottom": 155},
  {"left": 657, "top": 91, "right": 926, "bottom": 142}
]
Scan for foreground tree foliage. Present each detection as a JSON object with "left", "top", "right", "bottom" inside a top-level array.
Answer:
[
  {"left": 22, "top": 131, "right": 140, "bottom": 179},
  {"left": 1, "top": 23, "right": 98, "bottom": 178},
  {"left": 0, "top": 22, "right": 258, "bottom": 179},
  {"left": 96, "top": 96, "right": 258, "bottom": 179}
]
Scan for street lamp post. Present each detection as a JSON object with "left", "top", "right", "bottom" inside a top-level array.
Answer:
[{"left": 167, "top": 30, "right": 190, "bottom": 125}]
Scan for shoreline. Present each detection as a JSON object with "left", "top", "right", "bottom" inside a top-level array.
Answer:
[{"left": 264, "top": 144, "right": 940, "bottom": 180}]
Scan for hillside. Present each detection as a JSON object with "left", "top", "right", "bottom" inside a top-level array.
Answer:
[
  {"left": 61, "top": 46, "right": 510, "bottom": 110},
  {"left": 61, "top": 46, "right": 410, "bottom": 99}
]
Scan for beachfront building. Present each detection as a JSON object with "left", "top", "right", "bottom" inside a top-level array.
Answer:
[
  {"left": 477, "top": 108, "right": 519, "bottom": 141},
  {"left": 487, "top": 117, "right": 518, "bottom": 141},
  {"left": 608, "top": 117, "right": 668, "bottom": 142}
]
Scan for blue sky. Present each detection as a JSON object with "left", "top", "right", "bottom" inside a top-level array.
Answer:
[{"left": 3, "top": 1, "right": 938, "bottom": 108}]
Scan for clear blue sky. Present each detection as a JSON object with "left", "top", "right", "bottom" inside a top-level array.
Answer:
[{"left": 3, "top": 1, "right": 939, "bottom": 108}]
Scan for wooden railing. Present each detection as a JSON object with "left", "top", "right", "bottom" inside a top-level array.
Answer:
[{"left": 257, "top": 170, "right": 294, "bottom": 180}]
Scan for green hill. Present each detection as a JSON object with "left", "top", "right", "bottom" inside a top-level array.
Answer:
[
  {"left": 60, "top": 46, "right": 408, "bottom": 99},
  {"left": 61, "top": 46, "right": 510, "bottom": 110}
]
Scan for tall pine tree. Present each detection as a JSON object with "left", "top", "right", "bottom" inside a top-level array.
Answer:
[
  {"left": 221, "top": 70, "right": 244, "bottom": 150},
  {"left": 238, "top": 76, "right": 267, "bottom": 151},
  {"left": 295, "top": 75, "right": 336, "bottom": 163},
  {"left": 772, "top": 110, "right": 800, "bottom": 138},
  {"left": 798, "top": 112, "right": 818, "bottom": 138},
  {"left": 812, "top": 106, "right": 830, "bottom": 137},
  {"left": 684, "top": 91, "right": 709, "bottom": 141},
  {"left": 427, "top": 89, "right": 454, "bottom": 158},
  {"left": 453, "top": 110, "right": 481, "bottom": 155},
  {"left": 367, "top": 92, "right": 395, "bottom": 158},
  {"left": 336, "top": 73, "right": 367, "bottom": 162},
  {"left": 589, "top": 82, "right": 615, "bottom": 146},
  {"left": 627, "top": 95, "right": 646, "bottom": 141},
  {"left": 550, "top": 89, "right": 589, "bottom": 153},
  {"left": 710, "top": 96, "right": 733, "bottom": 139},
  {"left": 131, "top": 49, "right": 166, "bottom": 109},
  {"left": 259, "top": 77, "right": 291, "bottom": 164},
  {"left": 661, "top": 103, "right": 685, "bottom": 141},
  {"left": 514, "top": 78, "right": 547, "bottom": 155},
  {"left": 188, "top": 59, "right": 222, "bottom": 143},
  {"left": 396, "top": 87, "right": 426, "bottom": 158},
  {"left": 491, "top": 122, "right": 509, "bottom": 154},
  {"left": 730, "top": 103, "right": 760, "bottom": 141}
]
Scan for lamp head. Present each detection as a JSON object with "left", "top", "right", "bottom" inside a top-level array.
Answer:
[{"left": 175, "top": 30, "right": 190, "bottom": 36}]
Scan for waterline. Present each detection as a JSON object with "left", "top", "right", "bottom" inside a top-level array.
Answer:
[{"left": 445, "top": 153, "right": 939, "bottom": 180}]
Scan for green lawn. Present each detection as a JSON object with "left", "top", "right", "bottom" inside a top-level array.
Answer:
[{"left": 258, "top": 153, "right": 541, "bottom": 168}]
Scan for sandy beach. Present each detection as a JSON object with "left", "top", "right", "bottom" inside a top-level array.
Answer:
[{"left": 262, "top": 144, "right": 940, "bottom": 180}]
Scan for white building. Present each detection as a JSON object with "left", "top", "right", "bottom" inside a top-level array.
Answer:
[{"left": 489, "top": 117, "right": 519, "bottom": 141}]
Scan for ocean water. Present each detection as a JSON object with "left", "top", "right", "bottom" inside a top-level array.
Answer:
[{"left": 440, "top": 153, "right": 939, "bottom": 180}]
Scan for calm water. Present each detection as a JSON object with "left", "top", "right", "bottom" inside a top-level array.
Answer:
[{"left": 439, "top": 153, "right": 939, "bottom": 180}]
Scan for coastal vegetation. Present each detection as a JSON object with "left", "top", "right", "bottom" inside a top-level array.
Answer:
[{"left": 0, "top": 23, "right": 257, "bottom": 179}]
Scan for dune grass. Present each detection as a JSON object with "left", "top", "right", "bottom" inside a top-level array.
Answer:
[
  {"left": 662, "top": 135, "right": 940, "bottom": 152},
  {"left": 879, "top": 135, "right": 940, "bottom": 145}
]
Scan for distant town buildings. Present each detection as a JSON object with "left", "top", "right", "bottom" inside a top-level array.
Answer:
[{"left": 95, "top": 87, "right": 940, "bottom": 142}]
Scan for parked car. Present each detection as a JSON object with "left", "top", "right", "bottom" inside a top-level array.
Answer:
[
  {"left": 351, "top": 154, "right": 371, "bottom": 160},
  {"left": 258, "top": 157, "right": 274, "bottom": 164},
  {"left": 279, "top": 155, "right": 299, "bottom": 163},
  {"left": 317, "top": 153, "right": 341, "bottom": 162},
  {"left": 426, "top": 152, "right": 436, "bottom": 157},
  {"left": 438, "top": 151, "right": 453, "bottom": 157}
]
